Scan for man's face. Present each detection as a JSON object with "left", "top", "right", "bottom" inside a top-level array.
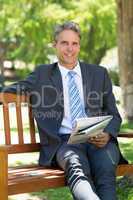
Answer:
[{"left": 53, "top": 30, "right": 80, "bottom": 69}]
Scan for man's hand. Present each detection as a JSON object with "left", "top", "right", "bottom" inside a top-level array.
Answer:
[{"left": 88, "top": 132, "right": 111, "bottom": 148}]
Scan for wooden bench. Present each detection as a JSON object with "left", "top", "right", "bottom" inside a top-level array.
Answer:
[{"left": 0, "top": 93, "right": 133, "bottom": 200}]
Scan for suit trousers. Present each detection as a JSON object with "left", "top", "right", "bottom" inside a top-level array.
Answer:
[{"left": 56, "top": 135, "right": 120, "bottom": 200}]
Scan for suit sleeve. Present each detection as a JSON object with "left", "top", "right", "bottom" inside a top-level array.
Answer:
[
  {"left": 102, "top": 68, "right": 122, "bottom": 138},
  {"left": 2, "top": 67, "right": 39, "bottom": 94}
]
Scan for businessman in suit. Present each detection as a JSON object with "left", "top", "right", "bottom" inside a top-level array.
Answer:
[{"left": 4, "top": 21, "right": 123, "bottom": 200}]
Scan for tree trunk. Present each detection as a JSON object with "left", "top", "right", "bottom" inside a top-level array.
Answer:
[{"left": 116, "top": 0, "right": 133, "bottom": 122}]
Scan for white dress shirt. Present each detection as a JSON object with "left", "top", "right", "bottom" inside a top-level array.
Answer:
[{"left": 58, "top": 62, "right": 85, "bottom": 134}]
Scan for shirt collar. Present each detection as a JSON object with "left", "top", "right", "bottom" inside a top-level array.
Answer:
[{"left": 58, "top": 61, "right": 81, "bottom": 79}]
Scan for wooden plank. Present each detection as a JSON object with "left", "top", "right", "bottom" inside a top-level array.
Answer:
[
  {"left": 116, "top": 164, "right": 133, "bottom": 176},
  {"left": 0, "top": 147, "right": 8, "bottom": 200},
  {"left": 118, "top": 133, "right": 133, "bottom": 138},
  {"left": 7, "top": 143, "right": 40, "bottom": 154},
  {"left": 16, "top": 105, "right": 24, "bottom": 144},
  {"left": 8, "top": 169, "right": 65, "bottom": 195},
  {"left": 0, "top": 93, "right": 30, "bottom": 146},
  {"left": 8, "top": 163, "right": 133, "bottom": 180},
  {"left": 28, "top": 106, "right": 36, "bottom": 143},
  {"left": 0, "top": 93, "right": 28, "bottom": 104},
  {"left": 8, "top": 165, "right": 65, "bottom": 195},
  {"left": 8, "top": 164, "right": 133, "bottom": 195},
  {"left": 8, "top": 175, "right": 65, "bottom": 195},
  {"left": 8, "top": 167, "right": 64, "bottom": 181},
  {"left": 3, "top": 104, "right": 11, "bottom": 145}
]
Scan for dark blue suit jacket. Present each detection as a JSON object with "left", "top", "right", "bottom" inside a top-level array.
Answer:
[{"left": 4, "top": 62, "right": 124, "bottom": 166}]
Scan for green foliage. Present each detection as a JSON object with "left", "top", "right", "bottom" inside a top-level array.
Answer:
[
  {"left": 15, "top": 68, "right": 32, "bottom": 79},
  {"left": 109, "top": 69, "right": 119, "bottom": 86},
  {"left": 0, "top": 0, "right": 117, "bottom": 66},
  {"left": 79, "top": 0, "right": 117, "bottom": 63}
]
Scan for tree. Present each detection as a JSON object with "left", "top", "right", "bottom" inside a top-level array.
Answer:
[
  {"left": 116, "top": 0, "right": 133, "bottom": 122},
  {"left": 0, "top": 0, "right": 117, "bottom": 67}
]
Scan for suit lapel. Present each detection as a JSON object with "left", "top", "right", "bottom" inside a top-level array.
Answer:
[
  {"left": 50, "top": 63, "right": 64, "bottom": 107},
  {"left": 80, "top": 62, "right": 94, "bottom": 112}
]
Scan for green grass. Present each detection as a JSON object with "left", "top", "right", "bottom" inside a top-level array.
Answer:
[
  {"left": 32, "top": 187, "right": 73, "bottom": 200},
  {"left": 117, "top": 176, "right": 133, "bottom": 200},
  {"left": 119, "top": 121, "right": 133, "bottom": 163},
  {"left": 117, "top": 138, "right": 133, "bottom": 200},
  {"left": 121, "top": 121, "right": 133, "bottom": 133},
  {"left": 119, "top": 140, "right": 133, "bottom": 163},
  {"left": 117, "top": 121, "right": 133, "bottom": 199}
]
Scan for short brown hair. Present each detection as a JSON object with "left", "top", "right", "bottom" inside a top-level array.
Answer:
[{"left": 53, "top": 21, "right": 81, "bottom": 41}]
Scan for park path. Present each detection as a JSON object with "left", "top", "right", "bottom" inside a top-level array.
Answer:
[{"left": 9, "top": 193, "right": 47, "bottom": 200}]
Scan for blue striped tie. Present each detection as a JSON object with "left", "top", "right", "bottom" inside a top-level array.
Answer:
[{"left": 67, "top": 71, "right": 86, "bottom": 128}]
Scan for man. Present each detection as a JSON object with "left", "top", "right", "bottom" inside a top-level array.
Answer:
[{"left": 4, "top": 21, "right": 122, "bottom": 200}]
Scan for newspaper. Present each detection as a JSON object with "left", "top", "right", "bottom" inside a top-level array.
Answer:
[{"left": 67, "top": 115, "right": 113, "bottom": 144}]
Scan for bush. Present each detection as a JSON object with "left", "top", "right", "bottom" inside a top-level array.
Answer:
[
  {"left": 109, "top": 69, "right": 120, "bottom": 86},
  {"left": 15, "top": 68, "right": 32, "bottom": 79}
]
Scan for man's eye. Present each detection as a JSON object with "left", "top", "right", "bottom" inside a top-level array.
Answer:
[
  {"left": 73, "top": 43, "right": 78, "bottom": 46},
  {"left": 61, "top": 41, "right": 67, "bottom": 45}
]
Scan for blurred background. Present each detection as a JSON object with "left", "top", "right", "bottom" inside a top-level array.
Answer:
[{"left": 0, "top": 0, "right": 133, "bottom": 123}]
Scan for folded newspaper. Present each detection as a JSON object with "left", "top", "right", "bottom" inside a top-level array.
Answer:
[{"left": 67, "top": 115, "right": 113, "bottom": 144}]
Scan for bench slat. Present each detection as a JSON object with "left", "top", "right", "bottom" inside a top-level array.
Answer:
[
  {"left": 118, "top": 133, "right": 133, "bottom": 138},
  {"left": 0, "top": 93, "right": 28, "bottom": 103},
  {"left": 28, "top": 106, "right": 36, "bottom": 143},
  {"left": 8, "top": 166, "right": 65, "bottom": 195},
  {"left": 8, "top": 174, "right": 65, "bottom": 195},
  {"left": 0, "top": 93, "right": 37, "bottom": 150},
  {"left": 3, "top": 104, "right": 11, "bottom": 145},
  {"left": 7, "top": 143, "right": 40, "bottom": 154},
  {"left": 16, "top": 105, "right": 24, "bottom": 144},
  {"left": 7, "top": 164, "right": 133, "bottom": 195},
  {"left": 116, "top": 164, "right": 133, "bottom": 176}
]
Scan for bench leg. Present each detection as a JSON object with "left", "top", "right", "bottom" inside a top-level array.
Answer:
[
  {"left": 0, "top": 148, "right": 8, "bottom": 200},
  {"left": 0, "top": 192, "right": 8, "bottom": 200}
]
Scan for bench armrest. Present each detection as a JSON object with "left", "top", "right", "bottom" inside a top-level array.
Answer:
[
  {"left": 0, "top": 145, "right": 10, "bottom": 151},
  {"left": 118, "top": 133, "right": 133, "bottom": 138}
]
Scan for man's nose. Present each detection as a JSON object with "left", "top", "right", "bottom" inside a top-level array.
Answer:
[{"left": 67, "top": 44, "right": 73, "bottom": 51}]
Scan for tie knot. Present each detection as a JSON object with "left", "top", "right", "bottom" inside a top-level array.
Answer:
[{"left": 68, "top": 71, "right": 76, "bottom": 78}]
